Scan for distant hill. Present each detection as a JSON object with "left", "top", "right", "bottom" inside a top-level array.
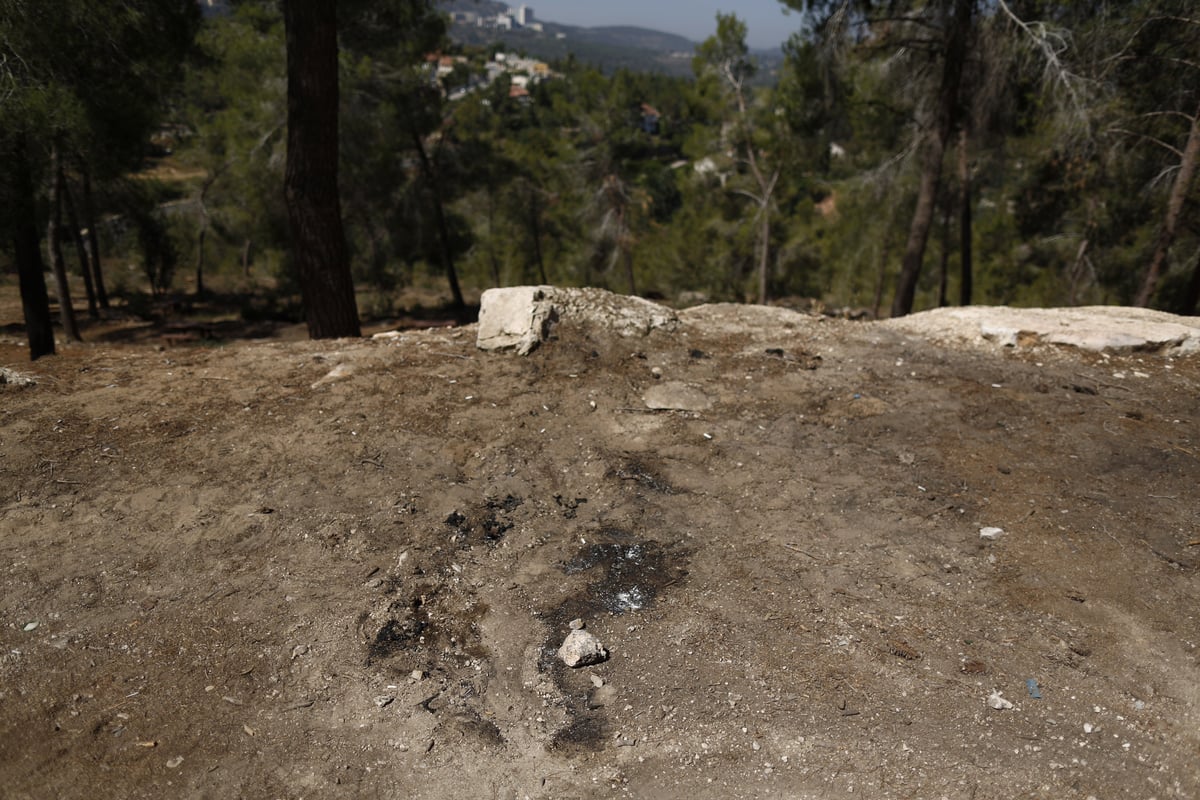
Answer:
[
  {"left": 570, "top": 26, "right": 695, "bottom": 56},
  {"left": 436, "top": 1, "right": 782, "bottom": 78},
  {"left": 438, "top": 1, "right": 695, "bottom": 75}
]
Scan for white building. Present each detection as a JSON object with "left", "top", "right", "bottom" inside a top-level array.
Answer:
[{"left": 516, "top": 5, "right": 534, "bottom": 26}]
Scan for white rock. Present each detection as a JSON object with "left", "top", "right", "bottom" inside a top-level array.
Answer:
[
  {"left": 557, "top": 629, "right": 608, "bottom": 668},
  {"left": 979, "top": 527, "right": 1005, "bottom": 540},
  {"left": 0, "top": 367, "right": 36, "bottom": 386},
  {"left": 310, "top": 363, "right": 353, "bottom": 389},
  {"left": 476, "top": 286, "right": 678, "bottom": 355},
  {"left": 987, "top": 690, "right": 1014, "bottom": 710},
  {"left": 643, "top": 381, "right": 713, "bottom": 411}
]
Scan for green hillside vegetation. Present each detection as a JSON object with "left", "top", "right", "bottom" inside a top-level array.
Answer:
[{"left": 3, "top": 0, "right": 1198, "bottom": 349}]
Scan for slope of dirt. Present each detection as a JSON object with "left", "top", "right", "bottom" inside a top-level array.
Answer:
[{"left": 2, "top": 304, "right": 1199, "bottom": 799}]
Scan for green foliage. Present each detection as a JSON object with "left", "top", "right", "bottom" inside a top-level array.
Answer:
[{"left": 10, "top": 0, "right": 1194, "bottom": 319}]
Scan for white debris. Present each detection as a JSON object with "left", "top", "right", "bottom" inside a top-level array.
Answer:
[
  {"left": 987, "top": 690, "right": 1014, "bottom": 710},
  {"left": 979, "top": 527, "right": 1005, "bottom": 540},
  {"left": 557, "top": 629, "right": 608, "bottom": 668},
  {"left": 310, "top": 363, "right": 353, "bottom": 389}
]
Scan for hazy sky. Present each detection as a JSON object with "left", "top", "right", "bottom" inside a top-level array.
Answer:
[{"left": 519, "top": 1, "right": 804, "bottom": 50}]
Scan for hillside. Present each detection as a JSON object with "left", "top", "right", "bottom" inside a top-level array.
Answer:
[
  {"left": 437, "top": 1, "right": 783, "bottom": 77},
  {"left": 3, "top": 291, "right": 1199, "bottom": 798}
]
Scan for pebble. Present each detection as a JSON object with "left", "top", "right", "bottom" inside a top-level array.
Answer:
[
  {"left": 558, "top": 629, "right": 608, "bottom": 668},
  {"left": 166, "top": 756, "right": 184, "bottom": 769},
  {"left": 568, "top": 618, "right": 585, "bottom": 631},
  {"left": 374, "top": 695, "right": 395, "bottom": 708},
  {"left": 979, "top": 527, "right": 1005, "bottom": 540},
  {"left": 590, "top": 674, "right": 605, "bottom": 688},
  {"left": 987, "top": 690, "right": 1014, "bottom": 710},
  {"left": 410, "top": 670, "right": 425, "bottom": 682},
  {"left": 22, "top": 621, "right": 39, "bottom": 632}
]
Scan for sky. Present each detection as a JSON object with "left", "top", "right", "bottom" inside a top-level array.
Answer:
[{"left": 519, "top": 1, "right": 804, "bottom": 51}]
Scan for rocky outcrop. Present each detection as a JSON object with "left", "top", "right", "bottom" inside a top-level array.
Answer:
[{"left": 476, "top": 286, "right": 678, "bottom": 355}]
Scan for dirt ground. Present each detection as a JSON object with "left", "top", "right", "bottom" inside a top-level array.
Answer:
[{"left": 2, "top": 292, "right": 1199, "bottom": 799}]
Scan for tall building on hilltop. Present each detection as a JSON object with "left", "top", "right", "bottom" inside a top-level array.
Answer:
[{"left": 516, "top": 5, "right": 534, "bottom": 26}]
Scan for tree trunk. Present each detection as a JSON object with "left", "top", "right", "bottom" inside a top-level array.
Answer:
[
  {"left": 872, "top": 241, "right": 888, "bottom": 320},
  {"left": 11, "top": 136, "right": 56, "bottom": 360},
  {"left": 958, "top": 125, "right": 973, "bottom": 306},
  {"left": 529, "top": 190, "right": 548, "bottom": 285},
  {"left": 1134, "top": 101, "right": 1200, "bottom": 307},
  {"left": 411, "top": 130, "right": 466, "bottom": 311},
  {"left": 891, "top": 0, "right": 973, "bottom": 318},
  {"left": 284, "top": 0, "right": 361, "bottom": 339},
  {"left": 1179, "top": 251, "right": 1200, "bottom": 315},
  {"left": 1068, "top": 238, "right": 1090, "bottom": 306},
  {"left": 195, "top": 225, "right": 207, "bottom": 298},
  {"left": 242, "top": 238, "right": 253, "bottom": 276},
  {"left": 80, "top": 164, "right": 110, "bottom": 309},
  {"left": 937, "top": 203, "right": 951, "bottom": 307},
  {"left": 487, "top": 186, "right": 501, "bottom": 287},
  {"left": 757, "top": 206, "right": 770, "bottom": 305},
  {"left": 47, "top": 147, "right": 82, "bottom": 342},
  {"left": 62, "top": 176, "right": 99, "bottom": 319},
  {"left": 624, "top": 245, "right": 636, "bottom": 297}
]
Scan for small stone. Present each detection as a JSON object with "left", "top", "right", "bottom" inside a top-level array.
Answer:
[
  {"left": 979, "top": 527, "right": 1005, "bottom": 540},
  {"left": 166, "top": 756, "right": 184, "bottom": 769},
  {"left": 291, "top": 644, "right": 309, "bottom": 659},
  {"left": 374, "top": 695, "right": 395, "bottom": 708},
  {"left": 558, "top": 629, "right": 608, "bottom": 668},
  {"left": 568, "top": 618, "right": 585, "bottom": 631},
  {"left": 410, "top": 669, "right": 425, "bottom": 682},
  {"left": 22, "top": 621, "right": 39, "bottom": 632},
  {"left": 987, "top": 690, "right": 1013, "bottom": 710},
  {"left": 590, "top": 674, "right": 605, "bottom": 688}
]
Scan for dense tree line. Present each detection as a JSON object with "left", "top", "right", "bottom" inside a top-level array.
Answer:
[{"left": 3, "top": 0, "right": 1197, "bottom": 357}]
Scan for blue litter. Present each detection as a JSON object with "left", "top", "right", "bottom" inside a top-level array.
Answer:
[{"left": 1026, "top": 678, "right": 1042, "bottom": 699}]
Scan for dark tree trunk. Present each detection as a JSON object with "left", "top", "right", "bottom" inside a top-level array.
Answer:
[
  {"left": 937, "top": 203, "right": 951, "bottom": 307},
  {"left": 284, "top": 0, "right": 361, "bottom": 339},
  {"left": 623, "top": 245, "right": 636, "bottom": 297},
  {"left": 1180, "top": 248, "right": 1200, "bottom": 316},
  {"left": 891, "top": 0, "right": 973, "bottom": 318},
  {"left": 11, "top": 136, "right": 56, "bottom": 360},
  {"left": 47, "top": 147, "right": 82, "bottom": 342},
  {"left": 411, "top": 130, "right": 466, "bottom": 311},
  {"left": 872, "top": 241, "right": 889, "bottom": 320},
  {"left": 195, "top": 226, "right": 207, "bottom": 298},
  {"left": 957, "top": 126, "right": 973, "bottom": 306},
  {"left": 242, "top": 238, "right": 253, "bottom": 276},
  {"left": 529, "top": 189, "right": 548, "bottom": 285},
  {"left": 80, "top": 164, "right": 110, "bottom": 309},
  {"left": 62, "top": 176, "right": 99, "bottom": 319},
  {"left": 1135, "top": 101, "right": 1200, "bottom": 307},
  {"left": 487, "top": 186, "right": 501, "bottom": 287},
  {"left": 757, "top": 208, "right": 770, "bottom": 305}
]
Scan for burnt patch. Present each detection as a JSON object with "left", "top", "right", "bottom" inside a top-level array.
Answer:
[
  {"left": 367, "top": 596, "right": 431, "bottom": 664},
  {"left": 610, "top": 460, "right": 677, "bottom": 494},
  {"left": 562, "top": 537, "right": 686, "bottom": 616},
  {"left": 535, "top": 531, "right": 689, "bottom": 753},
  {"left": 551, "top": 715, "right": 607, "bottom": 754},
  {"left": 444, "top": 495, "right": 522, "bottom": 547},
  {"left": 435, "top": 711, "right": 506, "bottom": 750}
]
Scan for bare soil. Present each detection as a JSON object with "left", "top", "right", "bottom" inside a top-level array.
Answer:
[{"left": 2, "top": 295, "right": 1199, "bottom": 799}]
